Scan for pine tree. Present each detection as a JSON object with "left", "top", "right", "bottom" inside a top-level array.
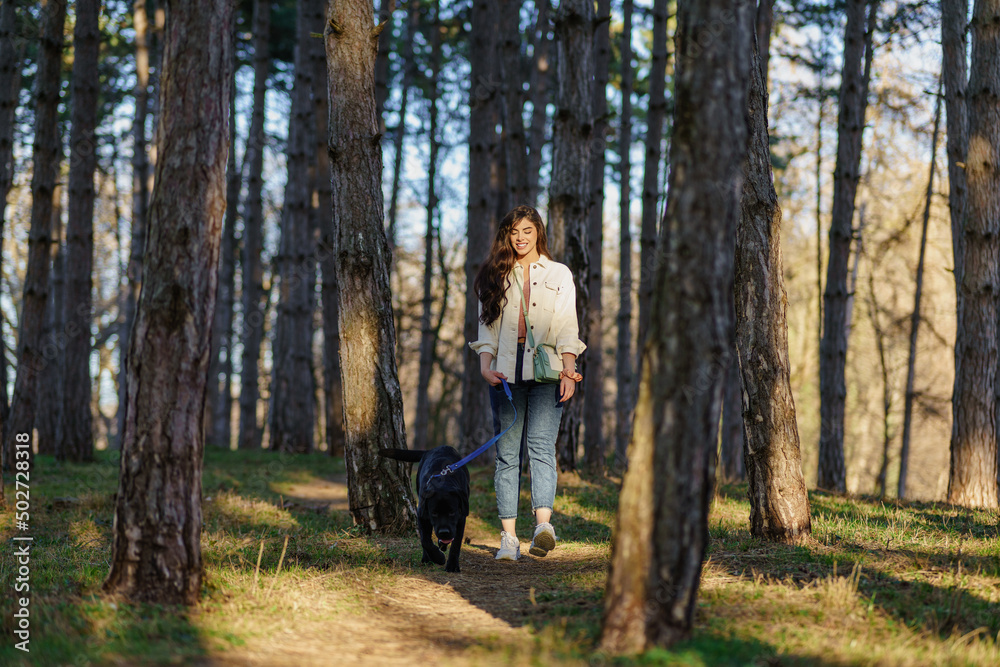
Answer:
[
  {"left": 602, "top": 0, "right": 752, "bottom": 650},
  {"left": 105, "top": 0, "right": 235, "bottom": 603},
  {"left": 325, "top": 0, "right": 417, "bottom": 532},
  {"left": 61, "top": 0, "right": 102, "bottom": 463},
  {"left": 3, "top": 0, "right": 67, "bottom": 469}
]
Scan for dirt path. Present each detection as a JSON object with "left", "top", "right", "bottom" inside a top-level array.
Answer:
[{"left": 207, "top": 476, "right": 607, "bottom": 666}]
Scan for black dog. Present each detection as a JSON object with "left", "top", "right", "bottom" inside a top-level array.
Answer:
[{"left": 379, "top": 446, "right": 469, "bottom": 573}]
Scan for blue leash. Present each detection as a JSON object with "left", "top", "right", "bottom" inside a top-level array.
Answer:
[{"left": 433, "top": 378, "right": 516, "bottom": 478}]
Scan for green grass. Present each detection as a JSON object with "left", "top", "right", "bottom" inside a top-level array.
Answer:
[{"left": 1, "top": 449, "right": 998, "bottom": 666}]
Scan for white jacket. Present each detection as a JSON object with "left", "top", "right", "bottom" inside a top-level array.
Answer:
[{"left": 469, "top": 256, "right": 587, "bottom": 381}]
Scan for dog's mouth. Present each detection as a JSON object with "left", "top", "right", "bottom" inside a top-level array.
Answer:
[{"left": 438, "top": 538, "right": 453, "bottom": 545}]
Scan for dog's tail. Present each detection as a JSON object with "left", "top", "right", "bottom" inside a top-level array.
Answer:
[{"left": 378, "top": 448, "right": 425, "bottom": 463}]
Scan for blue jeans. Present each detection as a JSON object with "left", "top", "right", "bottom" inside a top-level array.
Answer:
[{"left": 491, "top": 345, "right": 563, "bottom": 520}]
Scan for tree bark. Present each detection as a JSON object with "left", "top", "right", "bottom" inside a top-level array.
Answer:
[
  {"left": 0, "top": 0, "right": 22, "bottom": 431},
  {"left": 948, "top": 0, "right": 1000, "bottom": 509},
  {"left": 526, "top": 0, "right": 551, "bottom": 206},
  {"left": 735, "top": 41, "right": 810, "bottom": 542},
  {"left": 818, "top": 0, "right": 876, "bottom": 493},
  {"left": 549, "top": 0, "right": 594, "bottom": 472},
  {"left": 943, "top": 0, "right": 968, "bottom": 298},
  {"left": 755, "top": 0, "right": 774, "bottom": 87},
  {"left": 636, "top": 0, "right": 668, "bottom": 354},
  {"left": 3, "top": 0, "right": 66, "bottom": 470},
  {"left": 413, "top": 1, "right": 442, "bottom": 453},
  {"left": 374, "top": 0, "right": 395, "bottom": 135},
  {"left": 499, "top": 0, "right": 529, "bottom": 207},
  {"left": 313, "top": 0, "right": 344, "bottom": 458},
  {"left": 614, "top": 0, "right": 634, "bottom": 471},
  {"left": 844, "top": 205, "right": 865, "bottom": 342},
  {"left": 207, "top": 66, "right": 239, "bottom": 450},
  {"left": 582, "top": 0, "right": 610, "bottom": 471},
  {"left": 119, "top": 0, "right": 155, "bottom": 450},
  {"left": 493, "top": 45, "right": 510, "bottom": 222},
  {"left": 270, "top": 0, "right": 317, "bottom": 454},
  {"left": 326, "top": 0, "right": 417, "bottom": 532},
  {"left": 60, "top": 0, "right": 101, "bottom": 463},
  {"left": 239, "top": 0, "right": 270, "bottom": 452},
  {"left": 37, "top": 194, "right": 64, "bottom": 457},
  {"left": 104, "top": 0, "right": 234, "bottom": 604},
  {"left": 720, "top": 352, "right": 745, "bottom": 482},
  {"left": 462, "top": 0, "right": 500, "bottom": 462},
  {"left": 602, "top": 0, "right": 752, "bottom": 651},
  {"left": 899, "top": 81, "right": 941, "bottom": 499}
]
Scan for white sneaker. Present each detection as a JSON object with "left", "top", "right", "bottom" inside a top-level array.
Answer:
[
  {"left": 529, "top": 522, "right": 557, "bottom": 557},
  {"left": 495, "top": 531, "right": 520, "bottom": 560}
]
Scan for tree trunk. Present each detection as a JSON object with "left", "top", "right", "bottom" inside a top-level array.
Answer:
[
  {"left": 374, "top": 0, "right": 395, "bottom": 135},
  {"left": 326, "top": 0, "right": 417, "bottom": 532},
  {"left": 943, "top": 0, "right": 968, "bottom": 298},
  {"left": 60, "top": 0, "right": 101, "bottom": 463},
  {"left": 1, "top": 3, "right": 26, "bottom": 433},
  {"left": 602, "top": 0, "right": 752, "bottom": 651},
  {"left": 119, "top": 0, "right": 155, "bottom": 450},
  {"left": 899, "top": 81, "right": 941, "bottom": 499},
  {"left": 582, "top": 0, "right": 610, "bottom": 471},
  {"left": 743, "top": 3, "right": 776, "bottom": 487},
  {"left": 238, "top": 0, "right": 270, "bottom": 452},
  {"left": 413, "top": 1, "right": 442, "bottom": 453},
  {"left": 549, "top": 0, "right": 594, "bottom": 472},
  {"left": 104, "top": 0, "right": 234, "bottom": 604},
  {"left": 866, "top": 261, "right": 892, "bottom": 499},
  {"left": 818, "top": 0, "right": 876, "bottom": 493},
  {"left": 948, "top": 0, "right": 1000, "bottom": 509},
  {"left": 208, "top": 68, "right": 239, "bottom": 450},
  {"left": 2, "top": 0, "right": 66, "bottom": 471},
  {"left": 720, "top": 352, "right": 745, "bottom": 483},
  {"left": 37, "top": 195, "right": 64, "bottom": 457},
  {"left": 755, "top": 0, "right": 774, "bottom": 86},
  {"left": 735, "top": 41, "right": 810, "bottom": 542},
  {"left": 313, "top": 0, "right": 344, "bottom": 458},
  {"left": 385, "top": 0, "right": 417, "bottom": 254},
  {"left": 815, "top": 93, "right": 824, "bottom": 410},
  {"left": 636, "top": 0, "right": 668, "bottom": 354},
  {"left": 462, "top": 0, "right": 499, "bottom": 463},
  {"left": 270, "top": 0, "right": 317, "bottom": 454},
  {"left": 493, "top": 39, "right": 510, "bottom": 222},
  {"left": 0, "top": 0, "right": 22, "bottom": 431},
  {"left": 614, "top": 0, "right": 634, "bottom": 471},
  {"left": 526, "top": 0, "right": 551, "bottom": 206},
  {"left": 499, "top": 0, "right": 529, "bottom": 207},
  {"left": 844, "top": 205, "right": 865, "bottom": 339}
]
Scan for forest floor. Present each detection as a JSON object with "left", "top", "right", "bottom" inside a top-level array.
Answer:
[{"left": 1, "top": 448, "right": 999, "bottom": 666}]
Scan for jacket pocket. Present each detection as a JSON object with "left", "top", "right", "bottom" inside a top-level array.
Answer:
[{"left": 540, "top": 281, "right": 559, "bottom": 312}]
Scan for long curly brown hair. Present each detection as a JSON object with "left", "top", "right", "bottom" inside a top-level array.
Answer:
[{"left": 474, "top": 205, "right": 552, "bottom": 326}]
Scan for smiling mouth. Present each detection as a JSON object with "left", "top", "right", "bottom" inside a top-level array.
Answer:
[{"left": 438, "top": 538, "right": 453, "bottom": 545}]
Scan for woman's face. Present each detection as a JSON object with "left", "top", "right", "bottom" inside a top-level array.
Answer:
[{"left": 510, "top": 218, "right": 539, "bottom": 260}]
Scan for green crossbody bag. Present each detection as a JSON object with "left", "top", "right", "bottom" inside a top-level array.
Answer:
[{"left": 515, "top": 273, "right": 562, "bottom": 383}]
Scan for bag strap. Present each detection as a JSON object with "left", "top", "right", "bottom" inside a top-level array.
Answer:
[{"left": 513, "top": 270, "right": 538, "bottom": 350}]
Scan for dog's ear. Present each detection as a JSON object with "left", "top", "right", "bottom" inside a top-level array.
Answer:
[{"left": 458, "top": 490, "right": 469, "bottom": 517}]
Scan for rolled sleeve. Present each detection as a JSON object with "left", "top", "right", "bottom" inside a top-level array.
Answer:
[
  {"left": 553, "top": 275, "right": 587, "bottom": 358},
  {"left": 468, "top": 300, "right": 499, "bottom": 357}
]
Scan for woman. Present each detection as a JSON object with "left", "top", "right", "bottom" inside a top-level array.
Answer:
[{"left": 469, "top": 205, "right": 586, "bottom": 561}]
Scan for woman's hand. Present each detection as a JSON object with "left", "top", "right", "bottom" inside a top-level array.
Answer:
[
  {"left": 557, "top": 363, "right": 582, "bottom": 403},
  {"left": 558, "top": 376, "right": 577, "bottom": 402},
  {"left": 482, "top": 369, "right": 508, "bottom": 387}
]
